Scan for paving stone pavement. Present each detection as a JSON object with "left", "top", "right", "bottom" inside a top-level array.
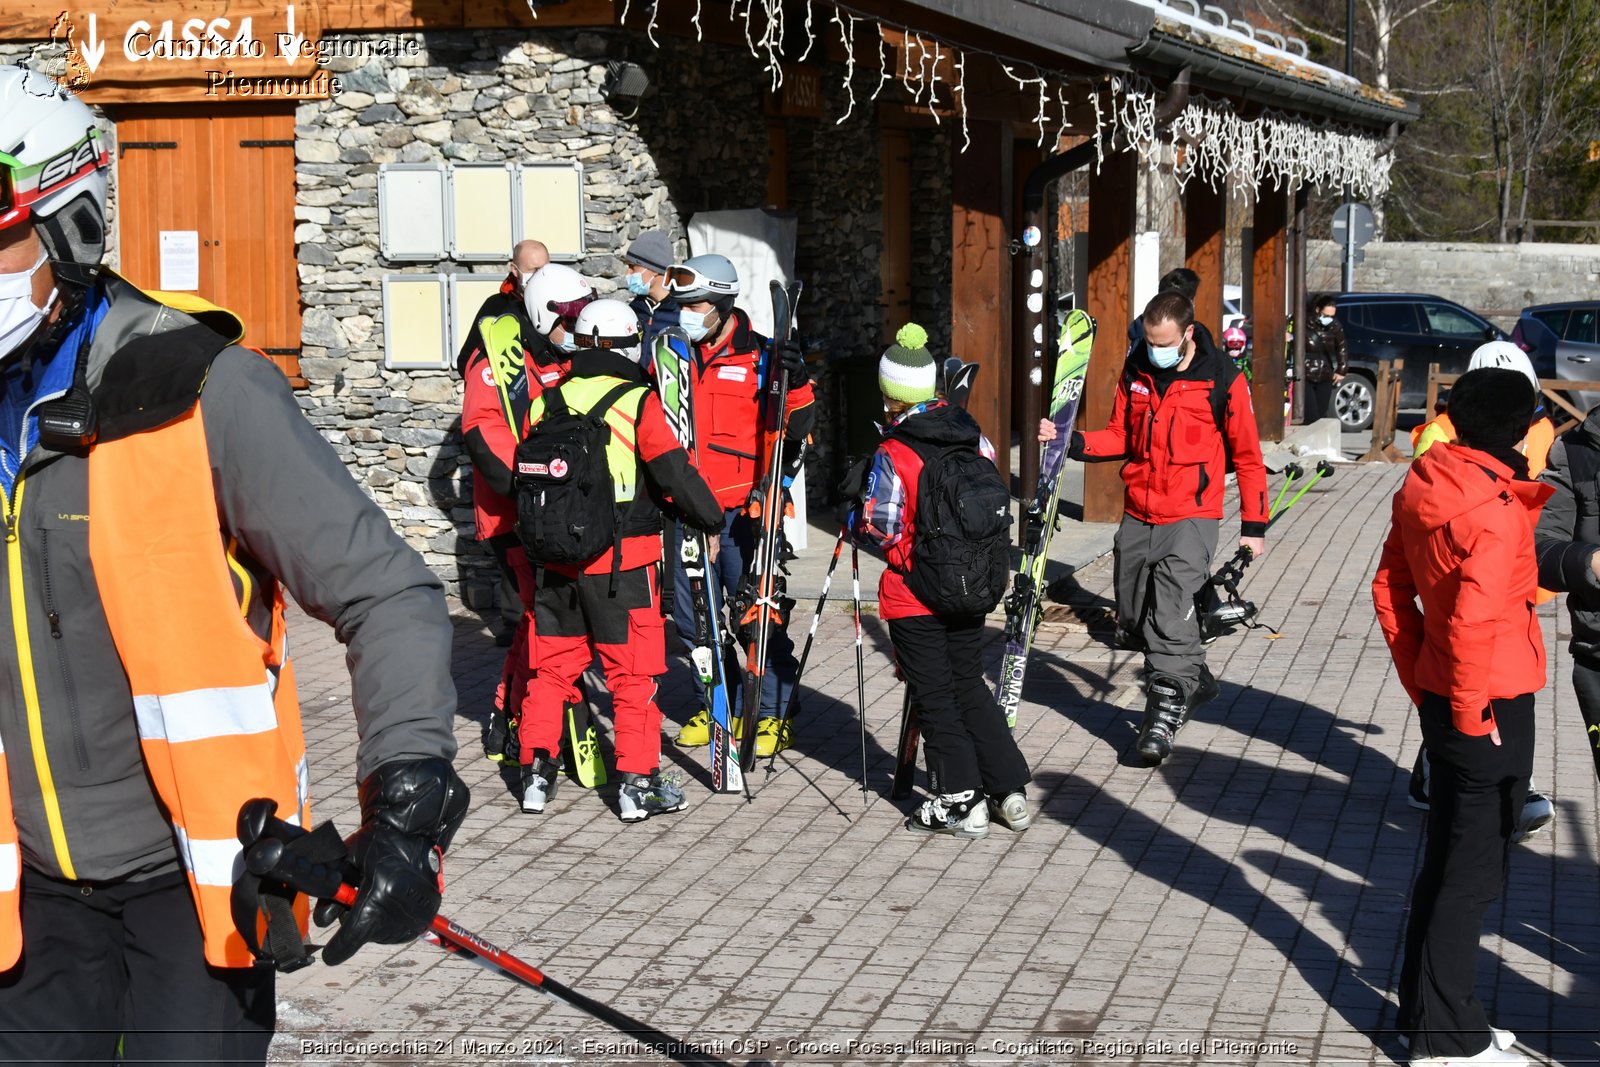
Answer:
[{"left": 268, "top": 462, "right": 1598, "bottom": 1067}]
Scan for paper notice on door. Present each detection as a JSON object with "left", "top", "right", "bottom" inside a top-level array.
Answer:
[{"left": 159, "top": 231, "right": 200, "bottom": 291}]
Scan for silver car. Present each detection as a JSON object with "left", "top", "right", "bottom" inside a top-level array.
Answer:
[{"left": 1512, "top": 301, "right": 1600, "bottom": 416}]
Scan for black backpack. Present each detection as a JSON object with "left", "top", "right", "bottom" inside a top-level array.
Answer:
[
  {"left": 898, "top": 437, "right": 1013, "bottom": 617},
  {"left": 515, "top": 381, "right": 640, "bottom": 567}
]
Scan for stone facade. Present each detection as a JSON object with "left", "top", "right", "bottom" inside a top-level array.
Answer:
[
  {"left": 292, "top": 28, "right": 889, "bottom": 600},
  {"left": 1307, "top": 239, "right": 1600, "bottom": 327}
]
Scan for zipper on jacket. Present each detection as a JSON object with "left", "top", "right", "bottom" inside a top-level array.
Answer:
[
  {"left": 4, "top": 477, "right": 79, "bottom": 879},
  {"left": 39, "top": 528, "right": 91, "bottom": 771}
]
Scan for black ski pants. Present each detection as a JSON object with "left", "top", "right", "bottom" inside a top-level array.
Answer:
[
  {"left": 888, "top": 613, "right": 1030, "bottom": 799},
  {"left": 1567, "top": 655, "right": 1600, "bottom": 781},
  {"left": 1398, "top": 690, "right": 1534, "bottom": 1059},
  {"left": 0, "top": 868, "right": 275, "bottom": 1065}
]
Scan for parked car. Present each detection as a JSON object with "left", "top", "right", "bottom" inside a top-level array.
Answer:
[
  {"left": 1512, "top": 301, "right": 1600, "bottom": 416},
  {"left": 1329, "top": 293, "right": 1509, "bottom": 431}
]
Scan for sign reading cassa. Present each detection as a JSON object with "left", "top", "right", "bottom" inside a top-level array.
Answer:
[{"left": 24, "top": 2, "right": 347, "bottom": 103}]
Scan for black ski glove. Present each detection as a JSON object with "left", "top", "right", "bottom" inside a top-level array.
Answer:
[
  {"left": 838, "top": 455, "right": 871, "bottom": 505},
  {"left": 779, "top": 340, "right": 809, "bottom": 389},
  {"left": 315, "top": 757, "right": 469, "bottom": 966}
]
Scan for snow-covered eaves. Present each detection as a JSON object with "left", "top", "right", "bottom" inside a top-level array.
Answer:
[{"left": 1125, "top": 0, "right": 1414, "bottom": 129}]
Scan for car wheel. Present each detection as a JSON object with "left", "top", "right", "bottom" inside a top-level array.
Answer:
[{"left": 1335, "top": 374, "right": 1375, "bottom": 432}]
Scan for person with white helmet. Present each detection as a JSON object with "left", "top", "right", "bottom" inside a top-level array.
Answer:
[
  {"left": 1403, "top": 341, "right": 1558, "bottom": 842},
  {"left": 0, "top": 66, "right": 467, "bottom": 1061},
  {"left": 515, "top": 298, "right": 724, "bottom": 821},
  {"left": 1412, "top": 341, "right": 1554, "bottom": 478},
  {"left": 660, "top": 254, "right": 814, "bottom": 758},
  {"left": 522, "top": 261, "right": 595, "bottom": 373}
]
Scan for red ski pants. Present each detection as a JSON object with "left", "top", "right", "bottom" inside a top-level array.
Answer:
[{"left": 523, "top": 565, "right": 667, "bottom": 776}]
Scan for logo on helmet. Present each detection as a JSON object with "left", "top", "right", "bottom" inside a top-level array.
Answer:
[{"left": 38, "top": 136, "right": 104, "bottom": 194}]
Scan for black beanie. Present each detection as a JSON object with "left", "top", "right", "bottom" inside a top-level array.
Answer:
[{"left": 1449, "top": 367, "right": 1536, "bottom": 450}]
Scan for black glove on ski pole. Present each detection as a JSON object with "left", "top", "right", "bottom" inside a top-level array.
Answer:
[{"left": 235, "top": 800, "right": 733, "bottom": 1067}]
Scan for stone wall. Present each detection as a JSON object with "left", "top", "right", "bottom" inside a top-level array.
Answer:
[
  {"left": 294, "top": 28, "right": 887, "bottom": 600},
  {"left": 1307, "top": 239, "right": 1600, "bottom": 326}
]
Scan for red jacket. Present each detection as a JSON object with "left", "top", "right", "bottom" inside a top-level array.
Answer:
[
  {"left": 461, "top": 320, "right": 567, "bottom": 540},
  {"left": 665, "top": 308, "right": 816, "bottom": 510},
  {"left": 1371, "top": 443, "right": 1552, "bottom": 735},
  {"left": 855, "top": 403, "right": 997, "bottom": 620},
  {"left": 1074, "top": 343, "right": 1269, "bottom": 536}
]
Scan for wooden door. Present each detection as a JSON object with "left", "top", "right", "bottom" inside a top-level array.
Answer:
[
  {"left": 879, "top": 129, "right": 912, "bottom": 343},
  {"left": 112, "top": 105, "right": 302, "bottom": 381}
]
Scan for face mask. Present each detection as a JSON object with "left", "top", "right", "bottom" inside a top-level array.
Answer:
[
  {"left": 1148, "top": 343, "right": 1182, "bottom": 370},
  {"left": 680, "top": 309, "right": 710, "bottom": 342},
  {"left": 625, "top": 272, "right": 652, "bottom": 297},
  {"left": 554, "top": 333, "right": 578, "bottom": 354},
  {"left": 1318, "top": 315, "right": 1334, "bottom": 326},
  {"left": 0, "top": 251, "right": 55, "bottom": 360}
]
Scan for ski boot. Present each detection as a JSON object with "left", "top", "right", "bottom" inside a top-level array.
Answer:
[
  {"left": 519, "top": 752, "right": 560, "bottom": 814},
  {"left": 987, "top": 791, "right": 1032, "bottom": 833},
  {"left": 753, "top": 717, "right": 792, "bottom": 758},
  {"left": 618, "top": 771, "right": 687, "bottom": 822},
  {"left": 1136, "top": 675, "right": 1188, "bottom": 765},
  {"left": 906, "top": 789, "right": 990, "bottom": 839},
  {"left": 673, "top": 709, "right": 742, "bottom": 748}
]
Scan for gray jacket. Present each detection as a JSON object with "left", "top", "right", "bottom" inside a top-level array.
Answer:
[
  {"left": 0, "top": 274, "right": 458, "bottom": 883},
  {"left": 1534, "top": 412, "right": 1600, "bottom": 662}
]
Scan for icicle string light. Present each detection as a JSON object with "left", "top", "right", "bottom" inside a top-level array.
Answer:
[
  {"left": 798, "top": 0, "right": 816, "bottom": 61},
  {"left": 870, "top": 24, "right": 891, "bottom": 101},
  {"left": 832, "top": 8, "right": 857, "bottom": 124},
  {"left": 625, "top": 0, "right": 1397, "bottom": 189},
  {"left": 955, "top": 48, "right": 970, "bottom": 152}
]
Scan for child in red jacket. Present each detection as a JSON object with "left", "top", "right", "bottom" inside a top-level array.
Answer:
[
  {"left": 852, "top": 326, "right": 1031, "bottom": 838},
  {"left": 1372, "top": 367, "right": 1545, "bottom": 1067}
]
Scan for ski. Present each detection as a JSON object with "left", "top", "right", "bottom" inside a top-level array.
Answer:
[
  {"left": 891, "top": 357, "right": 980, "bottom": 799},
  {"left": 656, "top": 327, "right": 742, "bottom": 794},
  {"left": 733, "top": 279, "right": 803, "bottom": 773},
  {"left": 995, "top": 308, "right": 1096, "bottom": 728}
]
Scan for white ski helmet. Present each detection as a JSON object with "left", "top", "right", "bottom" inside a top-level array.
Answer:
[
  {"left": 522, "top": 262, "right": 594, "bottom": 337},
  {"left": 1468, "top": 340, "right": 1539, "bottom": 391},
  {"left": 667, "top": 254, "right": 739, "bottom": 304},
  {"left": 0, "top": 66, "right": 111, "bottom": 265},
  {"left": 572, "top": 298, "right": 642, "bottom": 360}
]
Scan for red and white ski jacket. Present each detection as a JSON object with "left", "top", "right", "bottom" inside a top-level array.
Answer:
[
  {"left": 461, "top": 322, "right": 568, "bottom": 540},
  {"left": 659, "top": 308, "right": 816, "bottom": 511}
]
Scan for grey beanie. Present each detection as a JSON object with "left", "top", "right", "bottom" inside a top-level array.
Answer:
[{"left": 625, "top": 230, "right": 674, "bottom": 273}]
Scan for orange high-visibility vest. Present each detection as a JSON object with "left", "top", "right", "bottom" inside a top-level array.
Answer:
[{"left": 0, "top": 402, "right": 310, "bottom": 969}]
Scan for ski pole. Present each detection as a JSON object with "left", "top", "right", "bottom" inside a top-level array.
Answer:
[
  {"left": 769, "top": 525, "right": 848, "bottom": 772},
  {"left": 1269, "top": 463, "right": 1302, "bottom": 519},
  {"left": 236, "top": 801, "right": 732, "bottom": 1067},
  {"left": 1269, "top": 460, "right": 1332, "bottom": 527},
  {"left": 852, "top": 543, "right": 868, "bottom": 803}
]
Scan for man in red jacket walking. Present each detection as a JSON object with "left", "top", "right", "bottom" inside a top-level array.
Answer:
[
  {"left": 1050, "top": 290, "right": 1268, "bottom": 764},
  {"left": 1372, "top": 367, "right": 1544, "bottom": 1067}
]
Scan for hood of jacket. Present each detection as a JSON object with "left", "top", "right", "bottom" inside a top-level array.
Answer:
[
  {"left": 1400, "top": 441, "right": 1552, "bottom": 532},
  {"left": 891, "top": 400, "right": 983, "bottom": 448}
]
